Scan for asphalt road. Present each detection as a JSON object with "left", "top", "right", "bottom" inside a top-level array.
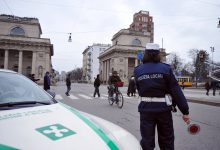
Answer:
[{"left": 51, "top": 82, "right": 220, "bottom": 150}]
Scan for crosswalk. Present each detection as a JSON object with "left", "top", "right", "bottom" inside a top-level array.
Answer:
[{"left": 55, "top": 93, "right": 136, "bottom": 100}]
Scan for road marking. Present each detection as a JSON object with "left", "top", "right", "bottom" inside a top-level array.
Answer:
[
  {"left": 55, "top": 94, "right": 63, "bottom": 100},
  {"left": 69, "top": 94, "right": 78, "bottom": 99},
  {"left": 122, "top": 94, "right": 132, "bottom": 99},
  {"left": 100, "top": 96, "right": 106, "bottom": 99},
  {"left": 102, "top": 94, "right": 108, "bottom": 97},
  {"left": 78, "top": 94, "right": 92, "bottom": 99}
]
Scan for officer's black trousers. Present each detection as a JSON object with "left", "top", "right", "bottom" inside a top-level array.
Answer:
[{"left": 140, "top": 111, "right": 174, "bottom": 150}]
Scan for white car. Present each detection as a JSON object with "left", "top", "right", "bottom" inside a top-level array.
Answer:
[{"left": 0, "top": 69, "right": 141, "bottom": 150}]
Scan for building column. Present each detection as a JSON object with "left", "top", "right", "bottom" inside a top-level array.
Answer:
[
  {"left": 18, "top": 51, "right": 23, "bottom": 73},
  {"left": 125, "top": 57, "right": 128, "bottom": 79},
  {"left": 135, "top": 58, "right": 138, "bottom": 67},
  {"left": 106, "top": 60, "right": 108, "bottom": 82},
  {"left": 106, "top": 59, "right": 109, "bottom": 81},
  {"left": 45, "top": 53, "right": 50, "bottom": 72},
  {"left": 105, "top": 60, "right": 107, "bottom": 83},
  {"left": 4, "top": 49, "right": 9, "bottom": 69},
  {"left": 101, "top": 61, "right": 104, "bottom": 82},
  {"left": 108, "top": 59, "right": 111, "bottom": 75},
  {"left": 32, "top": 52, "right": 37, "bottom": 74},
  {"left": 104, "top": 61, "right": 106, "bottom": 82}
]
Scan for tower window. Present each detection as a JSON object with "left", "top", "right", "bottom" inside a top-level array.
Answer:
[
  {"left": 132, "top": 39, "right": 142, "bottom": 46},
  {"left": 10, "top": 27, "right": 25, "bottom": 36}
]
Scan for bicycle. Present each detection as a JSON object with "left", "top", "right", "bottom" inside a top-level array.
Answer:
[{"left": 108, "top": 82, "right": 124, "bottom": 108}]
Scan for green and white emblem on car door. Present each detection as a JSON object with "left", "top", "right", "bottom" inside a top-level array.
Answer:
[{"left": 36, "top": 123, "right": 76, "bottom": 141}]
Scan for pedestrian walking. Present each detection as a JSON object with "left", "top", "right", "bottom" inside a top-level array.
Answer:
[
  {"left": 43, "top": 72, "right": 51, "bottom": 91},
  {"left": 93, "top": 74, "right": 101, "bottom": 97},
  {"left": 205, "top": 81, "right": 210, "bottom": 96},
  {"left": 30, "top": 74, "right": 40, "bottom": 83},
  {"left": 211, "top": 81, "right": 217, "bottom": 96},
  {"left": 182, "top": 81, "right": 185, "bottom": 90},
  {"left": 65, "top": 74, "right": 71, "bottom": 96},
  {"left": 134, "top": 43, "right": 190, "bottom": 150},
  {"left": 127, "top": 76, "right": 136, "bottom": 97}
]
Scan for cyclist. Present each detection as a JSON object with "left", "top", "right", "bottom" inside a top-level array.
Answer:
[{"left": 108, "top": 71, "right": 121, "bottom": 99}]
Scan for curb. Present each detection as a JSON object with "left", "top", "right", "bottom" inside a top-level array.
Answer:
[{"left": 187, "top": 97, "right": 220, "bottom": 107}]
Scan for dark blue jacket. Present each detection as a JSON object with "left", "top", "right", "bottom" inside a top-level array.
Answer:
[
  {"left": 44, "top": 74, "right": 51, "bottom": 91},
  {"left": 134, "top": 62, "right": 189, "bottom": 115}
]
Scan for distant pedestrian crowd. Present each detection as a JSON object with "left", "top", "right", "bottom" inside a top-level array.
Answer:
[{"left": 205, "top": 81, "right": 220, "bottom": 96}]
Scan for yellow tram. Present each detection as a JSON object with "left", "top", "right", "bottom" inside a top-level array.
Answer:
[{"left": 176, "top": 76, "right": 193, "bottom": 87}]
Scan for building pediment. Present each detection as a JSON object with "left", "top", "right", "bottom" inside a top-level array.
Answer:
[{"left": 0, "top": 35, "right": 53, "bottom": 55}]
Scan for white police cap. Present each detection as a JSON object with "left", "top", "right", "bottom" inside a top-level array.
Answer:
[{"left": 145, "top": 43, "right": 160, "bottom": 51}]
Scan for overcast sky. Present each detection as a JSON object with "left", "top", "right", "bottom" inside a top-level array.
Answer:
[{"left": 1, "top": 0, "right": 220, "bottom": 72}]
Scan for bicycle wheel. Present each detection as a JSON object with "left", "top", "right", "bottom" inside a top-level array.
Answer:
[
  {"left": 108, "top": 93, "right": 113, "bottom": 105},
  {"left": 117, "top": 92, "right": 124, "bottom": 108}
]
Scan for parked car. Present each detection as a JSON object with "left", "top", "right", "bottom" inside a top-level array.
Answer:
[{"left": 0, "top": 69, "right": 141, "bottom": 150}]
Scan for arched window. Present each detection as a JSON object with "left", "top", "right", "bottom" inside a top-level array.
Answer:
[
  {"left": 132, "top": 39, "right": 141, "bottom": 46},
  {"left": 10, "top": 27, "right": 25, "bottom": 36}
]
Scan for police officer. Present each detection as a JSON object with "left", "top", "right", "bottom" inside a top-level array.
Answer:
[{"left": 134, "top": 43, "right": 190, "bottom": 150}]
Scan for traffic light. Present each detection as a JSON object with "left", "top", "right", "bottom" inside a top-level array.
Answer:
[{"left": 198, "top": 50, "right": 206, "bottom": 62}]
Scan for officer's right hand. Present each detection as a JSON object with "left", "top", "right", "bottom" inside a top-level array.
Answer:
[{"left": 182, "top": 115, "right": 190, "bottom": 125}]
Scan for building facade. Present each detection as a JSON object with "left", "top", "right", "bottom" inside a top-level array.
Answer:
[
  {"left": 82, "top": 43, "right": 111, "bottom": 82},
  {"left": 99, "top": 11, "right": 166, "bottom": 85},
  {"left": 129, "top": 10, "right": 154, "bottom": 42},
  {"left": 0, "top": 14, "right": 53, "bottom": 80}
]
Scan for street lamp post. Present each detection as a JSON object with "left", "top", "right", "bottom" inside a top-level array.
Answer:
[
  {"left": 210, "top": 47, "right": 215, "bottom": 81},
  {"left": 68, "top": 33, "right": 72, "bottom": 42},
  {"left": 218, "top": 18, "right": 220, "bottom": 28},
  {"left": 210, "top": 47, "right": 215, "bottom": 66}
]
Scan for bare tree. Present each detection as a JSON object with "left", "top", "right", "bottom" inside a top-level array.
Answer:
[
  {"left": 69, "top": 67, "right": 83, "bottom": 82},
  {"left": 181, "top": 62, "right": 193, "bottom": 76},
  {"left": 167, "top": 52, "right": 183, "bottom": 76},
  {"left": 188, "top": 49, "right": 210, "bottom": 87}
]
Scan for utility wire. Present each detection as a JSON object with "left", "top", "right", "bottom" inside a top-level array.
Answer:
[
  {"left": 155, "top": 17, "right": 216, "bottom": 26},
  {"left": 3, "top": 0, "right": 14, "bottom": 15},
  {"left": 43, "top": 28, "right": 120, "bottom": 35},
  {"left": 18, "top": 0, "right": 133, "bottom": 14},
  {"left": 15, "top": 0, "right": 219, "bottom": 19},
  {"left": 43, "top": 17, "right": 215, "bottom": 35},
  {"left": 192, "top": 0, "right": 220, "bottom": 7}
]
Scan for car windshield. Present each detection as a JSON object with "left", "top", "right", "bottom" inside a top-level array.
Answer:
[{"left": 0, "top": 71, "right": 53, "bottom": 104}]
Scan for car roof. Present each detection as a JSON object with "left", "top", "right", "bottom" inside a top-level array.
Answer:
[{"left": 0, "top": 69, "right": 17, "bottom": 74}]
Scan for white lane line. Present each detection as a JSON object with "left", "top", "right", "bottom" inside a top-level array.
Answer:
[
  {"left": 102, "top": 94, "right": 108, "bottom": 97},
  {"left": 100, "top": 96, "right": 106, "bottom": 99},
  {"left": 122, "top": 94, "right": 132, "bottom": 99},
  {"left": 55, "top": 94, "right": 63, "bottom": 100},
  {"left": 78, "top": 94, "right": 92, "bottom": 99},
  {"left": 69, "top": 94, "right": 78, "bottom": 99}
]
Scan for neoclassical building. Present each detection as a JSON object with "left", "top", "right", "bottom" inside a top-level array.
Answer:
[
  {"left": 99, "top": 11, "right": 166, "bottom": 85},
  {"left": 0, "top": 14, "right": 53, "bottom": 80}
]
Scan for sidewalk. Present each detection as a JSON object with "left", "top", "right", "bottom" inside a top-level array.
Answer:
[
  {"left": 183, "top": 89, "right": 220, "bottom": 106},
  {"left": 118, "top": 86, "right": 220, "bottom": 106}
]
